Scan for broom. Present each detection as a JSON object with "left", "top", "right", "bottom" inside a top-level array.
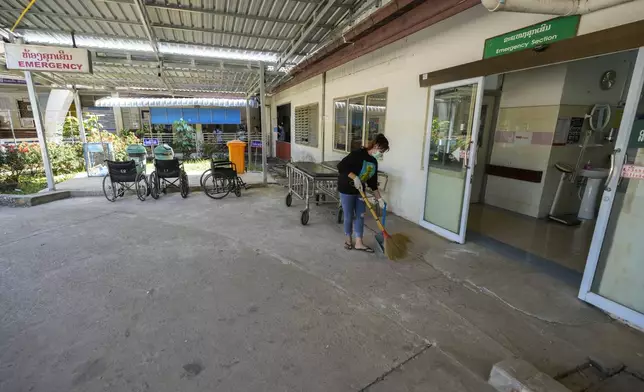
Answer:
[{"left": 357, "top": 187, "right": 410, "bottom": 261}]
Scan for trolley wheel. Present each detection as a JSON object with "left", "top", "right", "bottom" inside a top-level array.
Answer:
[
  {"left": 180, "top": 172, "right": 189, "bottom": 198},
  {"left": 149, "top": 171, "right": 159, "bottom": 199},
  {"left": 337, "top": 206, "right": 343, "bottom": 224},
  {"left": 301, "top": 209, "right": 310, "bottom": 226},
  {"left": 202, "top": 173, "right": 232, "bottom": 200},
  {"left": 199, "top": 169, "right": 211, "bottom": 188},
  {"left": 135, "top": 173, "right": 148, "bottom": 201},
  {"left": 285, "top": 193, "right": 292, "bottom": 207},
  {"left": 102, "top": 176, "right": 117, "bottom": 202}
]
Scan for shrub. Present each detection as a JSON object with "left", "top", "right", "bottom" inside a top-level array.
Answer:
[
  {"left": 0, "top": 144, "right": 27, "bottom": 184},
  {"left": 62, "top": 116, "right": 80, "bottom": 139},
  {"left": 174, "top": 119, "right": 196, "bottom": 156},
  {"left": 48, "top": 143, "right": 84, "bottom": 175}
]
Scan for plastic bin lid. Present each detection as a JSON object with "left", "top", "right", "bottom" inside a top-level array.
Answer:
[
  {"left": 227, "top": 139, "right": 247, "bottom": 146},
  {"left": 154, "top": 144, "right": 173, "bottom": 154},
  {"left": 126, "top": 144, "right": 147, "bottom": 154}
]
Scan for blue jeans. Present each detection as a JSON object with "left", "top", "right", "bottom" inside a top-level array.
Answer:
[{"left": 340, "top": 193, "right": 365, "bottom": 238}]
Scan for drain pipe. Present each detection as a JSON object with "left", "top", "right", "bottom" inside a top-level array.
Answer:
[{"left": 481, "top": 0, "right": 633, "bottom": 15}]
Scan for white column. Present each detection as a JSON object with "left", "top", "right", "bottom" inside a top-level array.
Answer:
[
  {"left": 259, "top": 62, "right": 267, "bottom": 184},
  {"left": 112, "top": 92, "right": 124, "bottom": 132},
  {"left": 25, "top": 71, "right": 55, "bottom": 191},
  {"left": 74, "top": 90, "right": 86, "bottom": 143}
]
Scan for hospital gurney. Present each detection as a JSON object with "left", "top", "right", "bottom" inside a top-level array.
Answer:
[{"left": 285, "top": 162, "right": 341, "bottom": 225}]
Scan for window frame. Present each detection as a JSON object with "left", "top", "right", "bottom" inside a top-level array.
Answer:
[
  {"left": 332, "top": 88, "right": 388, "bottom": 154},
  {"left": 293, "top": 102, "right": 319, "bottom": 147}
]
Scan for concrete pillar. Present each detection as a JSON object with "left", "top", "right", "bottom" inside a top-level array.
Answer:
[
  {"left": 259, "top": 62, "right": 267, "bottom": 185},
  {"left": 44, "top": 89, "right": 74, "bottom": 141},
  {"left": 74, "top": 90, "right": 86, "bottom": 143},
  {"left": 112, "top": 92, "right": 124, "bottom": 132},
  {"left": 25, "top": 71, "right": 55, "bottom": 191}
]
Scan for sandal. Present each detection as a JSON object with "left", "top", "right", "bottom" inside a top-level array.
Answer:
[
  {"left": 354, "top": 246, "right": 374, "bottom": 253},
  {"left": 344, "top": 241, "right": 353, "bottom": 250}
]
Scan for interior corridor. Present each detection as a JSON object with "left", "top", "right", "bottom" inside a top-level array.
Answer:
[{"left": 467, "top": 203, "right": 595, "bottom": 273}]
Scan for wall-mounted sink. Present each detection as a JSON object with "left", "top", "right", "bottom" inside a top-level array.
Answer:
[{"left": 579, "top": 168, "right": 609, "bottom": 179}]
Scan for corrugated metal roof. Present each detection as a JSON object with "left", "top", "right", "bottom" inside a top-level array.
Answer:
[{"left": 0, "top": 0, "right": 377, "bottom": 96}]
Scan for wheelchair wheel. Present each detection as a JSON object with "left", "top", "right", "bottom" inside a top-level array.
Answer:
[
  {"left": 180, "top": 172, "right": 189, "bottom": 199},
  {"left": 102, "top": 176, "right": 117, "bottom": 202},
  {"left": 199, "top": 169, "right": 211, "bottom": 188},
  {"left": 135, "top": 173, "right": 148, "bottom": 201},
  {"left": 149, "top": 171, "right": 159, "bottom": 199},
  {"left": 234, "top": 185, "right": 241, "bottom": 198},
  {"left": 202, "top": 172, "right": 232, "bottom": 200},
  {"left": 116, "top": 183, "right": 125, "bottom": 198}
]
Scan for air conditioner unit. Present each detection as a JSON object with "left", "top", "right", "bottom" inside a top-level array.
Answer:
[{"left": 20, "top": 118, "right": 35, "bottom": 128}]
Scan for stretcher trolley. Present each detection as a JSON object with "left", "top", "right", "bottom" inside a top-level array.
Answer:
[{"left": 285, "top": 162, "right": 340, "bottom": 225}]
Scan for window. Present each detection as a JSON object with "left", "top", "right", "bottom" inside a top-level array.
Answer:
[
  {"left": 333, "top": 91, "right": 387, "bottom": 152},
  {"left": 294, "top": 103, "right": 318, "bottom": 147}
]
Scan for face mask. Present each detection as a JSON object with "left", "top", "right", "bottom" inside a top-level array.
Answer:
[{"left": 372, "top": 151, "right": 383, "bottom": 160}]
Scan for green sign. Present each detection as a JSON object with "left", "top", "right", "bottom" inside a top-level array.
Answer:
[
  {"left": 628, "top": 120, "right": 644, "bottom": 149},
  {"left": 483, "top": 15, "right": 580, "bottom": 59}
]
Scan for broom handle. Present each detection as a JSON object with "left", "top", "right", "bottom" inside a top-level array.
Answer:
[{"left": 357, "top": 187, "right": 386, "bottom": 233}]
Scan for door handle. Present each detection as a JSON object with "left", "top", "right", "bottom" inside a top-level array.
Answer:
[
  {"left": 605, "top": 148, "right": 621, "bottom": 192},
  {"left": 463, "top": 140, "right": 473, "bottom": 169}
]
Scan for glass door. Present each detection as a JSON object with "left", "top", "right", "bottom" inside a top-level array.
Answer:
[
  {"left": 421, "top": 77, "right": 485, "bottom": 243},
  {"left": 579, "top": 47, "right": 644, "bottom": 329}
]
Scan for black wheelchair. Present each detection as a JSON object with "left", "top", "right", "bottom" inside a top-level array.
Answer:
[
  {"left": 148, "top": 158, "right": 189, "bottom": 199},
  {"left": 102, "top": 160, "right": 148, "bottom": 202},
  {"left": 200, "top": 160, "right": 246, "bottom": 199}
]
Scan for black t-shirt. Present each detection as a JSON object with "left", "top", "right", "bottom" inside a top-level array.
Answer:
[{"left": 337, "top": 148, "right": 378, "bottom": 195}]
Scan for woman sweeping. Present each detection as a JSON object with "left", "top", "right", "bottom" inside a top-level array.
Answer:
[{"left": 337, "top": 134, "right": 389, "bottom": 252}]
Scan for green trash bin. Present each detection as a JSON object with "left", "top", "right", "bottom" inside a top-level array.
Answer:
[
  {"left": 154, "top": 144, "right": 174, "bottom": 161},
  {"left": 126, "top": 144, "right": 147, "bottom": 174}
]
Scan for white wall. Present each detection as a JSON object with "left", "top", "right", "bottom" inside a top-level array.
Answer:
[
  {"left": 273, "top": 1, "right": 644, "bottom": 222},
  {"left": 272, "top": 75, "right": 324, "bottom": 162}
]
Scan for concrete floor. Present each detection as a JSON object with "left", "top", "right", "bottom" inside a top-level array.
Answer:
[{"left": 1, "top": 187, "right": 644, "bottom": 391}]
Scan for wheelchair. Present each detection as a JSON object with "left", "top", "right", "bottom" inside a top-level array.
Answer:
[
  {"left": 200, "top": 160, "right": 246, "bottom": 199},
  {"left": 148, "top": 158, "right": 189, "bottom": 199},
  {"left": 102, "top": 160, "right": 149, "bottom": 202}
]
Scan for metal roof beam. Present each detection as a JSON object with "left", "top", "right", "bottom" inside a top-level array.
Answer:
[
  {"left": 143, "top": 2, "right": 331, "bottom": 28},
  {"left": 131, "top": 0, "right": 174, "bottom": 95},
  {"left": 92, "top": 58, "right": 284, "bottom": 74},
  {"left": 6, "top": 26, "right": 308, "bottom": 59},
  {"left": 0, "top": 7, "right": 143, "bottom": 28},
  {"left": 150, "top": 23, "right": 318, "bottom": 44},
  {"left": 274, "top": 0, "right": 339, "bottom": 72},
  {"left": 158, "top": 39, "right": 308, "bottom": 57}
]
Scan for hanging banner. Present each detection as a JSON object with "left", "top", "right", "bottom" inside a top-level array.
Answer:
[
  {"left": 3, "top": 43, "right": 92, "bottom": 73},
  {"left": 483, "top": 15, "right": 580, "bottom": 59}
]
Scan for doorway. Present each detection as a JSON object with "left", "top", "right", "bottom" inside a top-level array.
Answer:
[
  {"left": 422, "top": 48, "right": 641, "bottom": 273},
  {"left": 276, "top": 103, "right": 291, "bottom": 160}
]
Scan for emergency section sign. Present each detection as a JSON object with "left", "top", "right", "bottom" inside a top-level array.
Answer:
[
  {"left": 3, "top": 43, "right": 92, "bottom": 73},
  {"left": 483, "top": 15, "right": 580, "bottom": 59}
]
